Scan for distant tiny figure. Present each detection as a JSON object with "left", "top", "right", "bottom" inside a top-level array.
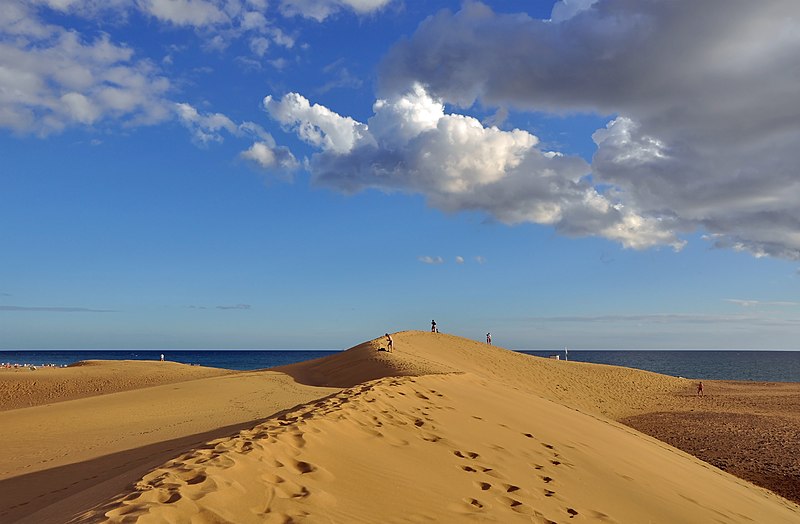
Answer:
[
  {"left": 486, "top": 332, "right": 492, "bottom": 345},
  {"left": 431, "top": 320, "right": 437, "bottom": 333},
  {"left": 160, "top": 353, "right": 165, "bottom": 362},
  {"left": 385, "top": 333, "right": 393, "bottom": 353},
  {"left": 697, "top": 381, "right": 704, "bottom": 396}
]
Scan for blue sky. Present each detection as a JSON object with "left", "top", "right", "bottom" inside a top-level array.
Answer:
[{"left": 2, "top": 0, "right": 800, "bottom": 349}]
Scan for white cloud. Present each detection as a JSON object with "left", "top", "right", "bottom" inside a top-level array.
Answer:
[
  {"left": 265, "top": 85, "right": 680, "bottom": 250},
  {"left": 726, "top": 299, "right": 799, "bottom": 308},
  {"left": 279, "top": 0, "right": 393, "bottom": 21},
  {"left": 174, "top": 102, "right": 297, "bottom": 170},
  {"left": 0, "top": 4, "right": 171, "bottom": 135},
  {"left": 455, "top": 256, "right": 464, "bottom": 264},
  {"left": 249, "top": 36, "right": 270, "bottom": 56},
  {"left": 549, "top": 0, "right": 598, "bottom": 23},
  {"left": 241, "top": 10, "right": 268, "bottom": 30},
  {"left": 240, "top": 141, "right": 298, "bottom": 170},
  {"left": 264, "top": 92, "right": 371, "bottom": 154},
  {"left": 379, "top": 1, "right": 800, "bottom": 259},
  {"left": 139, "top": 0, "right": 228, "bottom": 26},
  {"left": 418, "top": 256, "right": 444, "bottom": 265},
  {"left": 175, "top": 102, "right": 238, "bottom": 144}
]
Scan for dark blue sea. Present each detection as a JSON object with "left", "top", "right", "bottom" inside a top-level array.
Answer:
[{"left": 2, "top": 349, "right": 799, "bottom": 383}]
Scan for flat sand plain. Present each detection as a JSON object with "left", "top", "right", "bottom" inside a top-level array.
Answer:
[
  {"left": 623, "top": 380, "right": 800, "bottom": 504},
  {"left": 3, "top": 333, "right": 799, "bottom": 523}
]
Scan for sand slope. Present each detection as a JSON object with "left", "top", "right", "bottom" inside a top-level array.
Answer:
[
  {"left": 0, "top": 363, "right": 338, "bottom": 524},
  {"left": 80, "top": 332, "right": 800, "bottom": 523},
  {"left": 0, "top": 360, "right": 233, "bottom": 411}
]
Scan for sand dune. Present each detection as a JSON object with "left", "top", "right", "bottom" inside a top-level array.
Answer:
[
  {"left": 73, "top": 332, "right": 800, "bottom": 523},
  {"left": 0, "top": 362, "right": 338, "bottom": 524},
  {"left": 0, "top": 360, "right": 233, "bottom": 411},
  {"left": 275, "top": 331, "right": 694, "bottom": 419}
]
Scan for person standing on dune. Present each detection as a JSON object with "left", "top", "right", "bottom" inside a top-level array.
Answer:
[
  {"left": 486, "top": 332, "right": 491, "bottom": 344},
  {"left": 431, "top": 320, "right": 437, "bottom": 333},
  {"left": 385, "top": 333, "right": 393, "bottom": 352}
]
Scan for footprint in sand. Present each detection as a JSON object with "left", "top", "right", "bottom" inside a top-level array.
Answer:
[
  {"left": 475, "top": 481, "right": 492, "bottom": 491},
  {"left": 448, "top": 497, "right": 486, "bottom": 513},
  {"left": 288, "top": 459, "right": 316, "bottom": 474},
  {"left": 453, "top": 450, "right": 480, "bottom": 459},
  {"left": 274, "top": 479, "right": 310, "bottom": 499},
  {"left": 183, "top": 473, "right": 207, "bottom": 486},
  {"left": 495, "top": 495, "right": 533, "bottom": 514}
]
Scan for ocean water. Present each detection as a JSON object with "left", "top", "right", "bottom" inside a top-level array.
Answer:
[
  {"left": 0, "top": 350, "right": 337, "bottom": 371},
  {"left": 520, "top": 350, "right": 800, "bottom": 383},
  {"left": 2, "top": 349, "right": 799, "bottom": 383}
]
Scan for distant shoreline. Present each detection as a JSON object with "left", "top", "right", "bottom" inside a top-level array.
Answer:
[{"left": 4, "top": 348, "right": 800, "bottom": 382}]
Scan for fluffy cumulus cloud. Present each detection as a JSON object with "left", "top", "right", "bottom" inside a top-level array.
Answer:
[
  {"left": 0, "top": 0, "right": 391, "bottom": 136},
  {"left": 0, "top": 1, "right": 171, "bottom": 134},
  {"left": 265, "top": 84, "right": 681, "bottom": 249},
  {"left": 379, "top": 0, "right": 800, "bottom": 259}
]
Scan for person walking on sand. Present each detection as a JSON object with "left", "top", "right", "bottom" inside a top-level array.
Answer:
[
  {"left": 160, "top": 353, "right": 165, "bottom": 362},
  {"left": 431, "top": 320, "right": 437, "bottom": 333},
  {"left": 385, "top": 333, "right": 393, "bottom": 353},
  {"left": 486, "top": 332, "right": 492, "bottom": 345},
  {"left": 697, "top": 381, "right": 704, "bottom": 396}
]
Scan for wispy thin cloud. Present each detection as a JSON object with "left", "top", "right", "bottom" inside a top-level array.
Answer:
[
  {"left": 216, "top": 304, "right": 252, "bottom": 310},
  {"left": 726, "top": 299, "right": 798, "bottom": 308},
  {"left": 526, "top": 313, "right": 800, "bottom": 327},
  {"left": 455, "top": 256, "right": 465, "bottom": 264},
  {"left": 418, "top": 256, "right": 444, "bottom": 265},
  {"left": 474, "top": 256, "right": 486, "bottom": 264},
  {"left": 0, "top": 305, "right": 116, "bottom": 313}
]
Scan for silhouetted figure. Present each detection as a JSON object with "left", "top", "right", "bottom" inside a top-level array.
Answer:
[
  {"left": 486, "top": 332, "right": 492, "bottom": 344},
  {"left": 385, "top": 333, "right": 393, "bottom": 352},
  {"left": 431, "top": 320, "right": 437, "bottom": 333},
  {"left": 697, "top": 381, "right": 704, "bottom": 396}
]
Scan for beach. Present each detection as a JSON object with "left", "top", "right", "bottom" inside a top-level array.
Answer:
[{"left": 2, "top": 332, "right": 799, "bottom": 523}]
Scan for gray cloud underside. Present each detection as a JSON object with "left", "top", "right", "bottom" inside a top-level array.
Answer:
[{"left": 379, "top": 0, "right": 800, "bottom": 259}]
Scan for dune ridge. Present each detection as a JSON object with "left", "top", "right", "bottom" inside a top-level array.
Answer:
[{"left": 79, "top": 332, "right": 800, "bottom": 523}]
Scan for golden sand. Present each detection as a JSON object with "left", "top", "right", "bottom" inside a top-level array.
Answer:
[{"left": 2, "top": 332, "right": 799, "bottom": 523}]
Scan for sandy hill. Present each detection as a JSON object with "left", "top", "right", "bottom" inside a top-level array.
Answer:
[
  {"left": 79, "top": 332, "right": 800, "bottom": 523},
  {"left": 274, "top": 330, "right": 694, "bottom": 419}
]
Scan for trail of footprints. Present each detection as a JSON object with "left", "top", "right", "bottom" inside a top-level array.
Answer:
[
  {"left": 450, "top": 432, "right": 582, "bottom": 522},
  {"left": 87, "top": 376, "right": 592, "bottom": 523}
]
